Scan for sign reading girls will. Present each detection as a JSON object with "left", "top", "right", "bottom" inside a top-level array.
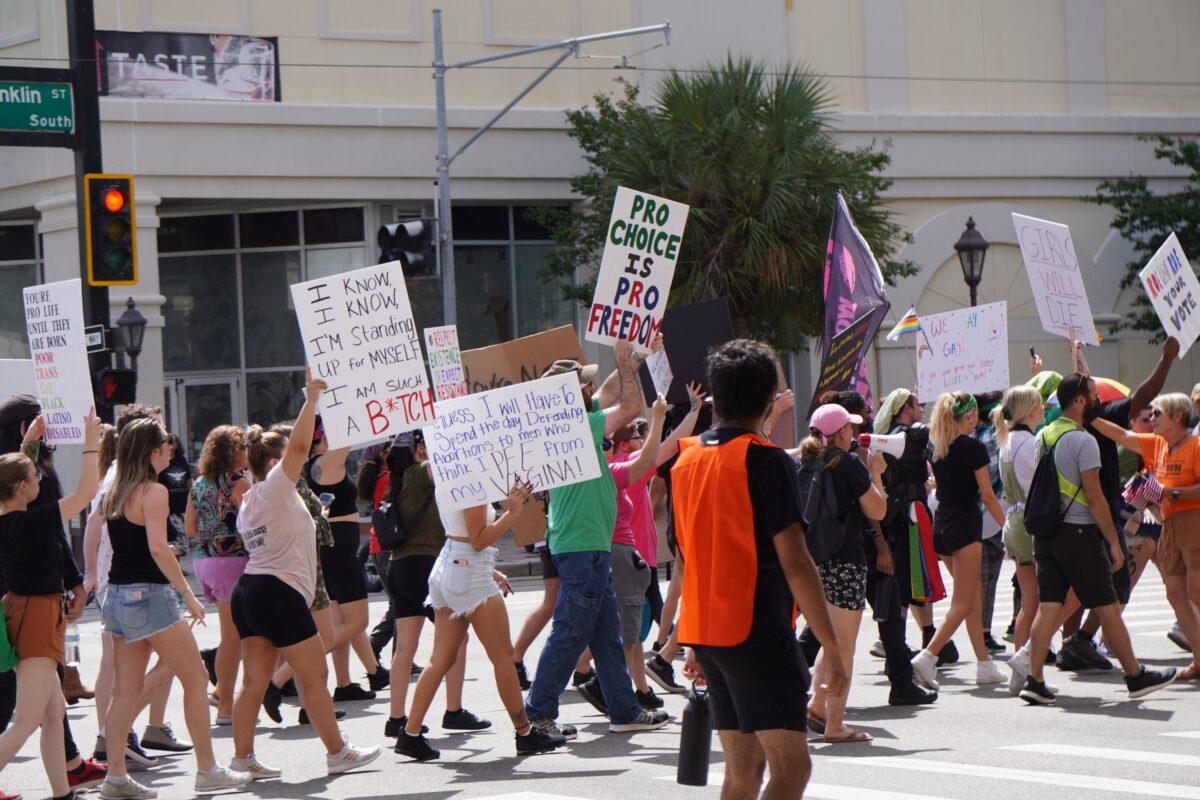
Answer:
[
  {"left": 1012, "top": 213, "right": 1099, "bottom": 346},
  {"left": 22, "top": 279, "right": 92, "bottom": 444},
  {"left": 1140, "top": 233, "right": 1200, "bottom": 357}
]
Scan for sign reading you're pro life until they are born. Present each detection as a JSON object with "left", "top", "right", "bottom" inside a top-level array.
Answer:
[
  {"left": 22, "top": 279, "right": 92, "bottom": 443},
  {"left": 291, "top": 261, "right": 433, "bottom": 448},
  {"left": 1140, "top": 232, "right": 1200, "bottom": 357},
  {"left": 586, "top": 187, "right": 689, "bottom": 353},
  {"left": 426, "top": 372, "right": 601, "bottom": 511}
]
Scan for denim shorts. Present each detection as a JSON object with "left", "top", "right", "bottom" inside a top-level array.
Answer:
[
  {"left": 427, "top": 540, "right": 500, "bottom": 618},
  {"left": 102, "top": 583, "right": 181, "bottom": 643}
]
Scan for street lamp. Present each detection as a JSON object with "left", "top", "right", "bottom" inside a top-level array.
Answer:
[
  {"left": 954, "top": 216, "right": 989, "bottom": 307},
  {"left": 116, "top": 297, "right": 147, "bottom": 369}
]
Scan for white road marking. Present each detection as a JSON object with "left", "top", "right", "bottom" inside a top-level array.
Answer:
[{"left": 1002, "top": 743, "right": 1200, "bottom": 767}]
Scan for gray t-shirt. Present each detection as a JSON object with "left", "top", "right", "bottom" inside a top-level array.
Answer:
[{"left": 1052, "top": 429, "right": 1102, "bottom": 525}]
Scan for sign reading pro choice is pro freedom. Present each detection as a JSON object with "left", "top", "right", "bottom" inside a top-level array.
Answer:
[{"left": 586, "top": 187, "right": 689, "bottom": 353}]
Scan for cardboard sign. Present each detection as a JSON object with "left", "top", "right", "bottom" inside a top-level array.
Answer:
[
  {"left": 460, "top": 325, "right": 583, "bottom": 394},
  {"left": 1140, "top": 233, "right": 1200, "bottom": 358},
  {"left": 637, "top": 298, "right": 735, "bottom": 405},
  {"left": 586, "top": 187, "right": 690, "bottom": 353},
  {"left": 916, "top": 301, "right": 1010, "bottom": 402},
  {"left": 808, "top": 311, "right": 874, "bottom": 417},
  {"left": 22, "top": 279, "right": 93, "bottom": 443},
  {"left": 291, "top": 261, "right": 432, "bottom": 448},
  {"left": 1012, "top": 213, "right": 1099, "bottom": 345},
  {"left": 424, "top": 325, "right": 468, "bottom": 401},
  {"left": 425, "top": 373, "right": 602, "bottom": 511},
  {"left": 646, "top": 349, "right": 673, "bottom": 398}
]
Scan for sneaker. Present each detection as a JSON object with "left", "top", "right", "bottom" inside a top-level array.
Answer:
[
  {"left": 571, "top": 670, "right": 595, "bottom": 687},
  {"left": 887, "top": 681, "right": 938, "bottom": 706},
  {"left": 298, "top": 707, "right": 346, "bottom": 725},
  {"left": 531, "top": 717, "right": 578, "bottom": 741},
  {"left": 100, "top": 776, "right": 157, "bottom": 799},
  {"left": 93, "top": 733, "right": 107, "bottom": 763},
  {"left": 384, "top": 716, "right": 429, "bottom": 738},
  {"left": 516, "top": 725, "right": 567, "bottom": 756},
  {"left": 976, "top": 659, "right": 1005, "bottom": 685},
  {"left": 910, "top": 649, "right": 940, "bottom": 691},
  {"left": 327, "top": 743, "right": 383, "bottom": 774},
  {"left": 1061, "top": 632, "right": 1113, "bottom": 671},
  {"left": 393, "top": 732, "right": 440, "bottom": 762},
  {"left": 609, "top": 709, "right": 670, "bottom": 733},
  {"left": 1007, "top": 649, "right": 1031, "bottom": 695},
  {"left": 200, "top": 647, "right": 218, "bottom": 687},
  {"left": 1019, "top": 676, "right": 1056, "bottom": 706},
  {"left": 443, "top": 708, "right": 492, "bottom": 731},
  {"left": 645, "top": 654, "right": 686, "bottom": 694},
  {"left": 983, "top": 633, "right": 1006, "bottom": 654},
  {"left": 140, "top": 723, "right": 192, "bottom": 753},
  {"left": 1055, "top": 646, "right": 1087, "bottom": 672},
  {"left": 1168, "top": 622, "right": 1192, "bottom": 652},
  {"left": 411, "top": 663, "right": 424, "bottom": 677},
  {"left": 1045, "top": 648, "right": 1057, "bottom": 666},
  {"left": 936, "top": 640, "right": 959, "bottom": 667},
  {"left": 514, "top": 661, "right": 531, "bottom": 691},
  {"left": 333, "top": 682, "right": 376, "bottom": 702},
  {"left": 1125, "top": 666, "right": 1178, "bottom": 699},
  {"left": 279, "top": 678, "right": 298, "bottom": 698},
  {"left": 1003, "top": 622, "right": 1016, "bottom": 644},
  {"left": 0, "top": 791, "right": 20, "bottom": 800},
  {"left": 67, "top": 758, "right": 107, "bottom": 791},
  {"left": 636, "top": 689, "right": 664, "bottom": 710},
  {"left": 124, "top": 733, "right": 159, "bottom": 770},
  {"left": 194, "top": 766, "right": 252, "bottom": 795},
  {"left": 869, "top": 640, "right": 886, "bottom": 659},
  {"left": 262, "top": 682, "right": 283, "bottom": 724},
  {"left": 366, "top": 665, "right": 390, "bottom": 693},
  {"left": 230, "top": 755, "right": 282, "bottom": 780},
  {"left": 576, "top": 677, "right": 608, "bottom": 715},
  {"left": 215, "top": 717, "right": 232, "bottom": 727}
]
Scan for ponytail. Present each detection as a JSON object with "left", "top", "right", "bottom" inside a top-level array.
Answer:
[
  {"left": 929, "top": 392, "right": 965, "bottom": 462},
  {"left": 994, "top": 385, "right": 1041, "bottom": 449}
]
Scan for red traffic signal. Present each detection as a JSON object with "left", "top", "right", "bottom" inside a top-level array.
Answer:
[
  {"left": 84, "top": 174, "right": 138, "bottom": 286},
  {"left": 103, "top": 188, "right": 126, "bottom": 213}
]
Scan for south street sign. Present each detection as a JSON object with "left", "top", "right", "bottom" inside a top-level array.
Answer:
[{"left": 0, "top": 80, "right": 74, "bottom": 133}]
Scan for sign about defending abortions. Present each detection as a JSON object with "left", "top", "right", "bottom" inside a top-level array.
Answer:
[
  {"left": 291, "top": 261, "right": 433, "bottom": 448},
  {"left": 425, "top": 372, "right": 602, "bottom": 511},
  {"left": 586, "top": 187, "right": 689, "bottom": 353}
]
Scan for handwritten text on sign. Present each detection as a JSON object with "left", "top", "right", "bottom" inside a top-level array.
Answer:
[
  {"left": 291, "top": 261, "right": 432, "bottom": 448},
  {"left": 586, "top": 187, "right": 689, "bottom": 353},
  {"left": 1140, "top": 232, "right": 1200, "bottom": 358},
  {"left": 916, "top": 301, "right": 1010, "bottom": 402},
  {"left": 424, "top": 325, "right": 468, "bottom": 401},
  {"left": 426, "top": 373, "right": 601, "bottom": 511},
  {"left": 1012, "top": 213, "right": 1098, "bottom": 345},
  {"left": 22, "top": 279, "right": 92, "bottom": 444}
]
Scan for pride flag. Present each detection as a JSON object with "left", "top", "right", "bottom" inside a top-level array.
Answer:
[{"left": 886, "top": 307, "right": 921, "bottom": 341}]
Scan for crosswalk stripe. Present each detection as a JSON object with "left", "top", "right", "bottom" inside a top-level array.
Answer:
[
  {"left": 1002, "top": 743, "right": 1200, "bottom": 767},
  {"left": 471, "top": 793, "right": 593, "bottom": 800},
  {"left": 820, "top": 756, "right": 1200, "bottom": 799},
  {"left": 1162, "top": 731, "right": 1200, "bottom": 739},
  {"left": 655, "top": 773, "right": 958, "bottom": 799}
]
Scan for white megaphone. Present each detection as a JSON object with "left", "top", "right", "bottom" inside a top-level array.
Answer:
[{"left": 858, "top": 432, "right": 906, "bottom": 459}]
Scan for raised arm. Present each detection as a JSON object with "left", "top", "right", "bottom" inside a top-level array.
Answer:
[
  {"left": 604, "top": 339, "right": 645, "bottom": 437},
  {"left": 1090, "top": 417, "right": 1140, "bottom": 450},
  {"left": 656, "top": 383, "right": 703, "bottom": 466},
  {"left": 596, "top": 334, "right": 658, "bottom": 409},
  {"left": 59, "top": 410, "right": 102, "bottom": 524},
  {"left": 284, "top": 371, "right": 327, "bottom": 483},
  {"left": 1126, "top": 337, "right": 1179, "bottom": 419},
  {"left": 627, "top": 396, "right": 668, "bottom": 484},
  {"left": 763, "top": 389, "right": 796, "bottom": 440},
  {"left": 463, "top": 479, "right": 532, "bottom": 551}
]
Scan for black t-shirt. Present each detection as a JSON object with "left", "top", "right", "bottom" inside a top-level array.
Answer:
[
  {"left": 698, "top": 428, "right": 806, "bottom": 641},
  {"left": 824, "top": 447, "right": 872, "bottom": 565},
  {"left": 1086, "top": 398, "right": 1130, "bottom": 526},
  {"left": 932, "top": 435, "right": 990, "bottom": 510},
  {"left": 0, "top": 503, "right": 83, "bottom": 595}
]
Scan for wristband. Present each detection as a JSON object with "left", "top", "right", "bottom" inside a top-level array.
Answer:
[{"left": 83, "top": 450, "right": 98, "bottom": 455}]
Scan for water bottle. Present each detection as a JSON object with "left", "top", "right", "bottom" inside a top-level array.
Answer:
[
  {"left": 64, "top": 624, "right": 80, "bottom": 665},
  {"left": 676, "top": 683, "right": 712, "bottom": 786}
]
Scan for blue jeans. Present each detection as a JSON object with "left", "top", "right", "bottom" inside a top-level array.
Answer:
[{"left": 525, "top": 550, "right": 641, "bottom": 725}]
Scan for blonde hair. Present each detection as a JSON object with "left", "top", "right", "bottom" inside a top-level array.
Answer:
[
  {"left": 929, "top": 391, "right": 972, "bottom": 462},
  {"left": 1153, "top": 392, "right": 1193, "bottom": 426},
  {"left": 993, "top": 386, "right": 1042, "bottom": 449},
  {"left": 103, "top": 418, "right": 168, "bottom": 519},
  {"left": 246, "top": 424, "right": 286, "bottom": 482}
]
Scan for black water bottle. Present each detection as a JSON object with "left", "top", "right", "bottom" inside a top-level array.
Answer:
[{"left": 677, "top": 684, "right": 712, "bottom": 786}]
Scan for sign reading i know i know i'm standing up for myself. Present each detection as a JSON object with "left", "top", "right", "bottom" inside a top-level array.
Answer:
[
  {"left": 22, "top": 279, "right": 92, "bottom": 444},
  {"left": 291, "top": 261, "right": 433, "bottom": 448},
  {"left": 1012, "top": 213, "right": 1099, "bottom": 346},
  {"left": 1140, "top": 232, "right": 1200, "bottom": 357},
  {"left": 586, "top": 186, "right": 689, "bottom": 354}
]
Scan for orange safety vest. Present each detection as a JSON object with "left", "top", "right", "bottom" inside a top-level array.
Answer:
[{"left": 671, "top": 432, "right": 773, "bottom": 648}]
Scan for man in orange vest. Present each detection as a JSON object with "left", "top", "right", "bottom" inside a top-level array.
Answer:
[{"left": 675, "top": 339, "right": 848, "bottom": 800}]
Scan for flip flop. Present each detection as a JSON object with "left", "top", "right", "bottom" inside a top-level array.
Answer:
[
  {"left": 1178, "top": 663, "right": 1200, "bottom": 681},
  {"left": 821, "top": 729, "right": 873, "bottom": 744},
  {"left": 805, "top": 711, "right": 827, "bottom": 735}
]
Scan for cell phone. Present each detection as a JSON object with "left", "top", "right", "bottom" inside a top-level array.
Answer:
[
  {"left": 1029, "top": 346, "right": 1037, "bottom": 358},
  {"left": 318, "top": 492, "right": 335, "bottom": 507}
]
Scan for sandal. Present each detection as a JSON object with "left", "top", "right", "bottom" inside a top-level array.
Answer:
[
  {"left": 1178, "top": 663, "right": 1200, "bottom": 681},
  {"left": 822, "top": 728, "right": 873, "bottom": 744},
  {"left": 805, "top": 709, "right": 827, "bottom": 736}
]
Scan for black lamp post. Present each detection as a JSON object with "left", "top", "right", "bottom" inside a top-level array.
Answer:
[
  {"left": 115, "top": 297, "right": 147, "bottom": 370},
  {"left": 954, "top": 216, "right": 990, "bottom": 307}
]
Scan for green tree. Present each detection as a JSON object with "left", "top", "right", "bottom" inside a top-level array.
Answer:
[
  {"left": 1088, "top": 135, "right": 1200, "bottom": 335},
  {"left": 529, "top": 57, "right": 915, "bottom": 352}
]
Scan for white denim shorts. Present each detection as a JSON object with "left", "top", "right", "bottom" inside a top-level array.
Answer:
[{"left": 427, "top": 540, "right": 500, "bottom": 618}]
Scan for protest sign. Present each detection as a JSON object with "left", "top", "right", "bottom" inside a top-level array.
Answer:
[
  {"left": 1139, "top": 233, "right": 1200, "bottom": 358},
  {"left": 637, "top": 298, "right": 735, "bottom": 405},
  {"left": 586, "top": 187, "right": 689, "bottom": 353},
  {"left": 916, "top": 301, "right": 1009, "bottom": 402},
  {"left": 424, "top": 325, "right": 468, "bottom": 400},
  {"left": 425, "top": 373, "right": 602, "bottom": 511},
  {"left": 1012, "top": 213, "right": 1098, "bottom": 345},
  {"left": 808, "top": 311, "right": 874, "bottom": 417},
  {"left": 22, "top": 279, "right": 92, "bottom": 443},
  {"left": 646, "top": 349, "right": 673, "bottom": 398},
  {"left": 461, "top": 326, "right": 583, "bottom": 394},
  {"left": 291, "top": 261, "right": 432, "bottom": 448}
]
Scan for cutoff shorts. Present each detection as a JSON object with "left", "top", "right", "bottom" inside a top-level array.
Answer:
[
  {"left": 427, "top": 540, "right": 500, "bottom": 618},
  {"left": 102, "top": 583, "right": 181, "bottom": 643},
  {"left": 611, "top": 542, "right": 651, "bottom": 643},
  {"left": 194, "top": 556, "right": 249, "bottom": 604}
]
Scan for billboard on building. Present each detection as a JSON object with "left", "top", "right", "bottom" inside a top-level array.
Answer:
[{"left": 96, "top": 31, "right": 280, "bottom": 101}]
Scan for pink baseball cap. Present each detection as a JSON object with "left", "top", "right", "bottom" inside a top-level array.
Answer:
[{"left": 810, "top": 404, "right": 863, "bottom": 436}]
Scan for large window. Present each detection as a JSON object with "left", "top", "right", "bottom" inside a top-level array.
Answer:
[{"left": 0, "top": 224, "right": 42, "bottom": 358}]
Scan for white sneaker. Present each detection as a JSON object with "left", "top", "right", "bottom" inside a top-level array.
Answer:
[
  {"left": 100, "top": 776, "right": 158, "bottom": 799},
  {"left": 231, "top": 755, "right": 282, "bottom": 780},
  {"left": 194, "top": 766, "right": 252, "bottom": 795},
  {"left": 869, "top": 640, "right": 886, "bottom": 659},
  {"left": 1007, "top": 649, "right": 1030, "bottom": 694},
  {"left": 976, "top": 659, "right": 1005, "bottom": 685},
  {"left": 327, "top": 743, "right": 382, "bottom": 775},
  {"left": 910, "top": 649, "right": 939, "bottom": 691}
]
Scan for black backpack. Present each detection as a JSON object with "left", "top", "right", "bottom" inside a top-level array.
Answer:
[
  {"left": 373, "top": 489, "right": 434, "bottom": 551},
  {"left": 1023, "top": 430, "right": 1084, "bottom": 539},
  {"left": 794, "top": 452, "right": 847, "bottom": 564}
]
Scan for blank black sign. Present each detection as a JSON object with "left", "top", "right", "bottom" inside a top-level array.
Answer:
[{"left": 638, "top": 297, "right": 736, "bottom": 405}]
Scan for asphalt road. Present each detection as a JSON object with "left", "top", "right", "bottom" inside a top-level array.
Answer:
[{"left": 3, "top": 561, "right": 1196, "bottom": 800}]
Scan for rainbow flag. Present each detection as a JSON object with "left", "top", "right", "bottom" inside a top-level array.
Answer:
[{"left": 886, "top": 307, "right": 921, "bottom": 341}]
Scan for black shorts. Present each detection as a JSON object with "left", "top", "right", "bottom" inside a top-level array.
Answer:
[
  {"left": 694, "top": 633, "right": 810, "bottom": 734},
  {"left": 386, "top": 554, "right": 436, "bottom": 618},
  {"left": 319, "top": 521, "right": 368, "bottom": 603},
  {"left": 1034, "top": 523, "right": 1120, "bottom": 609},
  {"left": 231, "top": 573, "right": 318, "bottom": 649},
  {"left": 537, "top": 546, "right": 558, "bottom": 580},
  {"left": 933, "top": 505, "right": 982, "bottom": 556},
  {"left": 1110, "top": 530, "right": 1133, "bottom": 605}
]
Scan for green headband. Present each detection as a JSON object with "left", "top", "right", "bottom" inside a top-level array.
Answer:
[{"left": 952, "top": 395, "right": 977, "bottom": 418}]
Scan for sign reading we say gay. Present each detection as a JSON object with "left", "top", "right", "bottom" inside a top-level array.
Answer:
[{"left": 1140, "top": 233, "right": 1200, "bottom": 357}]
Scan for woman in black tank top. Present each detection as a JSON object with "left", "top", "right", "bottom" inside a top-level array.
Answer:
[
  {"left": 98, "top": 419, "right": 250, "bottom": 796},
  {"left": 306, "top": 417, "right": 387, "bottom": 700}
]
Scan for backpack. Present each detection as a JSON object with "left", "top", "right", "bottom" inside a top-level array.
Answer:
[
  {"left": 372, "top": 489, "right": 434, "bottom": 552},
  {"left": 1023, "top": 430, "right": 1084, "bottom": 539},
  {"left": 794, "top": 452, "right": 847, "bottom": 564}
]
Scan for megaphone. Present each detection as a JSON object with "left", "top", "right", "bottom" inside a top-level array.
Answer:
[{"left": 858, "top": 432, "right": 906, "bottom": 459}]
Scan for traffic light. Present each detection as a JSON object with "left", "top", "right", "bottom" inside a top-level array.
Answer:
[
  {"left": 96, "top": 368, "right": 137, "bottom": 406},
  {"left": 84, "top": 173, "right": 137, "bottom": 286},
  {"left": 377, "top": 218, "right": 436, "bottom": 276}
]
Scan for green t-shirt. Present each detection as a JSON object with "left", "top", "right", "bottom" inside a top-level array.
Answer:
[
  {"left": 546, "top": 403, "right": 617, "bottom": 555},
  {"left": 389, "top": 462, "right": 446, "bottom": 560}
]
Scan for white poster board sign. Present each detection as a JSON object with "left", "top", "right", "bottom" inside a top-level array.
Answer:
[
  {"left": 1139, "top": 232, "right": 1200, "bottom": 358},
  {"left": 290, "top": 261, "right": 432, "bottom": 448},
  {"left": 916, "top": 301, "right": 1010, "bottom": 402},
  {"left": 646, "top": 349, "right": 673, "bottom": 397},
  {"left": 1012, "top": 213, "right": 1099, "bottom": 345},
  {"left": 425, "top": 372, "right": 602, "bottom": 510},
  {"left": 22, "top": 279, "right": 92, "bottom": 443},
  {"left": 424, "top": 325, "right": 468, "bottom": 401},
  {"left": 585, "top": 186, "right": 689, "bottom": 353},
  {"left": 0, "top": 360, "right": 36, "bottom": 398}
]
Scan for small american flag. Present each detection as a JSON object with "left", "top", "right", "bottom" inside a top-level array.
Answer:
[{"left": 1123, "top": 472, "right": 1163, "bottom": 509}]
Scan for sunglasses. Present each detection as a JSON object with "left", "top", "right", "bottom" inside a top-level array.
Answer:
[{"left": 1150, "top": 409, "right": 1164, "bottom": 418}]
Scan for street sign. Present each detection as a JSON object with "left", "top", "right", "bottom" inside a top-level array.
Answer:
[
  {"left": 84, "top": 324, "right": 107, "bottom": 353},
  {"left": 0, "top": 80, "right": 74, "bottom": 133}
]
